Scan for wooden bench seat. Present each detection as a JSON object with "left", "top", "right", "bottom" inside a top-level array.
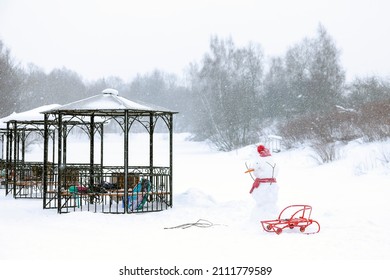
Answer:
[{"left": 106, "top": 191, "right": 170, "bottom": 196}]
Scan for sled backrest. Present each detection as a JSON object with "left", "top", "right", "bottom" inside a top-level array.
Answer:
[{"left": 278, "top": 205, "right": 312, "bottom": 220}]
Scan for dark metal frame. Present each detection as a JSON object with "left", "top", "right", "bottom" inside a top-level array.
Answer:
[
  {"left": 3, "top": 120, "right": 55, "bottom": 198},
  {"left": 42, "top": 94, "right": 177, "bottom": 214}
]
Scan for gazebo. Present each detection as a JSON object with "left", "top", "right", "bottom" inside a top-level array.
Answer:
[
  {"left": 0, "top": 105, "right": 58, "bottom": 197},
  {"left": 42, "top": 89, "right": 178, "bottom": 214}
]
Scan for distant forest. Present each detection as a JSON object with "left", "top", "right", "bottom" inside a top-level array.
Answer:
[{"left": 1, "top": 24, "right": 389, "bottom": 154}]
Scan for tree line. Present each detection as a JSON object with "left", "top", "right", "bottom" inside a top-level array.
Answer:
[{"left": 1, "top": 24, "right": 389, "bottom": 152}]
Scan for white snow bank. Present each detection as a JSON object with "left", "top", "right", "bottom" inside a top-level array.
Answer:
[{"left": 0, "top": 133, "right": 389, "bottom": 279}]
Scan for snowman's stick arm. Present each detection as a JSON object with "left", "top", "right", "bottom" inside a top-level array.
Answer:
[
  {"left": 266, "top": 162, "right": 276, "bottom": 184},
  {"left": 245, "top": 162, "right": 255, "bottom": 181}
]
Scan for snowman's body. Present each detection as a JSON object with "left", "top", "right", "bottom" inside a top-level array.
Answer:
[{"left": 247, "top": 146, "right": 279, "bottom": 221}]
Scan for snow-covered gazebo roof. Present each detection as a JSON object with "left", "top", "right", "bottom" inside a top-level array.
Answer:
[
  {"left": 42, "top": 88, "right": 177, "bottom": 116},
  {"left": 0, "top": 104, "right": 60, "bottom": 129}
]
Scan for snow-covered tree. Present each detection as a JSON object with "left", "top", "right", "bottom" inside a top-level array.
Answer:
[
  {"left": 190, "top": 36, "right": 264, "bottom": 151},
  {"left": 0, "top": 40, "right": 23, "bottom": 117},
  {"left": 284, "top": 24, "right": 345, "bottom": 117}
]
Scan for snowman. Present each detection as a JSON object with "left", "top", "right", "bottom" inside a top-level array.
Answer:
[{"left": 245, "top": 145, "right": 279, "bottom": 222}]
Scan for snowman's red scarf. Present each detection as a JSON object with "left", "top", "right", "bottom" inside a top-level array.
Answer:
[{"left": 249, "top": 178, "right": 277, "bottom": 194}]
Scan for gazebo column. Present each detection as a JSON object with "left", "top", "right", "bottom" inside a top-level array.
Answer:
[
  {"left": 100, "top": 123, "right": 104, "bottom": 185},
  {"left": 5, "top": 122, "right": 11, "bottom": 195},
  {"left": 16, "top": 128, "right": 20, "bottom": 162},
  {"left": 63, "top": 125, "right": 67, "bottom": 165},
  {"left": 52, "top": 130, "right": 55, "bottom": 171},
  {"left": 90, "top": 115, "right": 95, "bottom": 192},
  {"left": 43, "top": 114, "right": 49, "bottom": 209},
  {"left": 57, "top": 114, "right": 63, "bottom": 213},
  {"left": 149, "top": 114, "right": 154, "bottom": 186},
  {"left": 14, "top": 126, "right": 19, "bottom": 162},
  {"left": 21, "top": 130, "right": 26, "bottom": 165},
  {"left": 12, "top": 124, "right": 17, "bottom": 196},
  {"left": 169, "top": 114, "right": 173, "bottom": 207},
  {"left": 124, "top": 111, "right": 129, "bottom": 213}
]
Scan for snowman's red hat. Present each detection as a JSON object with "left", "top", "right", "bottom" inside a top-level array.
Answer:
[{"left": 257, "top": 145, "right": 271, "bottom": 157}]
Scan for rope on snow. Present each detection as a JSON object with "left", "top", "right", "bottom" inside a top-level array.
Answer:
[{"left": 164, "top": 219, "right": 227, "bottom": 230}]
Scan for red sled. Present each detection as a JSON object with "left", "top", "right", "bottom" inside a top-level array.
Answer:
[{"left": 261, "top": 205, "right": 320, "bottom": 235}]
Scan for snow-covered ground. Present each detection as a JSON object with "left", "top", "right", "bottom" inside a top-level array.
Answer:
[{"left": 1, "top": 133, "right": 389, "bottom": 279}]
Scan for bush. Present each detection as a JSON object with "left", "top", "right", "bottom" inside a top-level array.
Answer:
[
  {"left": 357, "top": 101, "right": 390, "bottom": 142},
  {"left": 310, "top": 140, "right": 341, "bottom": 164},
  {"left": 278, "top": 108, "right": 360, "bottom": 150}
]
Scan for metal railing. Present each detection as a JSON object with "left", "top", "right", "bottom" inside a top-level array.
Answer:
[{"left": 43, "top": 164, "right": 172, "bottom": 214}]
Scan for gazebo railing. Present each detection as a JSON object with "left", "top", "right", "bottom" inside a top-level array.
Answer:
[
  {"left": 43, "top": 164, "right": 172, "bottom": 214},
  {"left": 0, "top": 159, "right": 6, "bottom": 191},
  {"left": 6, "top": 161, "right": 46, "bottom": 199}
]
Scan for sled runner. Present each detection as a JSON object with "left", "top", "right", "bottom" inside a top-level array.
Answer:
[{"left": 261, "top": 205, "right": 320, "bottom": 235}]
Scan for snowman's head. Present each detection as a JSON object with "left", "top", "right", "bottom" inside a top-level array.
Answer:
[
  {"left": 245, "top": 145, "right": 277, "bottom": 178},
  {"left": 249, "top": 159, "right": 272, "bottom": 178}
]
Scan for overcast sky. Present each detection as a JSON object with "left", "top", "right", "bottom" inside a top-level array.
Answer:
[{"left": 1, "top": 0, "right": 389, "bottom": 82}]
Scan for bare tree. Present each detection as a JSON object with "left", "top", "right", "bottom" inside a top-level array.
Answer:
[
  {"left": 18, "top": 63, "right": 48, "bottom": 111},
  {"left": 283, "top": 24, "right": 345, "bottom": 117},
  {"left": 346, "top": 76, "right": 390, "bottom": 107},
  {"left": 190, "top": 36, "right": 264, "bottom": 151},
  {"left": 263, "top": 57, "right": 289, "bottom": 119},
  {"left": 0, "top": 40, "right": 23, "bottom": 117}
]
